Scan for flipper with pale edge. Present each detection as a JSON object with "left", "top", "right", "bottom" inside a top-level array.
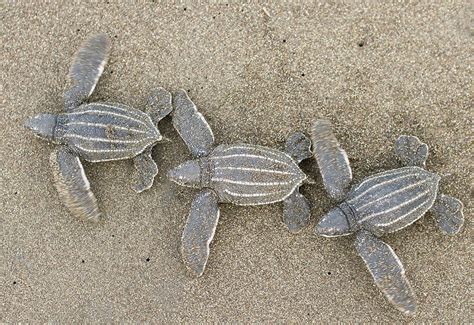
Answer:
[
  {"left": 430, "top": 194, "right": 464, "bottom": 235},
  {"left": 285, "top": 132, "right": 312, "bottom": 164},
  {"left": 147, "top": 87, "right": 173, "bottom": 124},
  {"left": 311, "top": 119, "right": 352, "bottom": 201},
  {"left": 172, "top": 90, "right": 214, "bottom": 158},
  {"left": 132, "top": 148, "right": 158, "bottom": 193},
  {"left": 355, "top": 230, "right": 417, "bottom": 315},
  {"left": 283, "top": 187, "right": 311, "bottom": 233},
  {"left": 64, "top": 34, "right": 111, "bottom": 111},
  {"left": 50, "top": 147, "right": 100, "bottom": 222},
  {"left": 181, "top": 189, "right": 220, "bottom": 277},
  {"left": 395, "top": 135, "right": 429, "bottom": 168}
]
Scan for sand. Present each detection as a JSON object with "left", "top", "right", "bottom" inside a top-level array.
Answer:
[{"left": 2, "top": 1, "right": 472, "bottom": 322}]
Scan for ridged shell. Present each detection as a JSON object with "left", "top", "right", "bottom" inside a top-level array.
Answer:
[
  {"left": 346, "top": 166, "right": 440, "bottom": 235},
  {"left": 208, "top": 144, "right": 306, "bottom": 205},
  {"left": 58, "top": 103, "right": 160, "bottom": 162}
]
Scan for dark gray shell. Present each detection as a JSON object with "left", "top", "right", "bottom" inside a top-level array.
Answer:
[
  {"left": 206, "top": 144, "right": 306, "bottom": 205},
  {"left": 346, "top": 166, "right": 440, "bottom": 235},
  {"left": 57, "top": 103, "right": 160, "bottom": 162}
]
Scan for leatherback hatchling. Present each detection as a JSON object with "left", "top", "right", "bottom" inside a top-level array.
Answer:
[
  {"left": 168, "top": 90, "right": 313, "bottom": 277},
  {"left": 312, "top": 119, "right": 464, "bottom": 315},
  {"left": 24, "top": 34, "right": 172, "bottom": 222}
]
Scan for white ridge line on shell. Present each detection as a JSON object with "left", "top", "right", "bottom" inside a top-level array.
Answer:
[
  {"left": 359, "top": 189, "right": 431, "bottom": 223},
  {"left": 211, "top": 153, "right": 290, "bottom": 167},
  {"left": 219, "top": 144, "right": 290, "bottom": 160},
  {"left": 65, "top": 121, "right": 148, "bottom": 134},
  {"left": 214, "top": 166, "right": 296, "bottom": 176},
  {"left": 356, "top": 179, "right": 429, "bottom": 210},
  {"left": 74, "top": 143, "right": 139, "bottom": 154},
  {"left": 223, "top": 188, "right": 287, "bottom": 198},
  {"left": 351, "top": 168, "right": 413, "bottom": 194},
  {"left": 211, "top": 177, "right": 291, "bottom": 187},
  {"left": 221, "top": 144, "right": 294, "bottom": 163},
  {"left": 348, "top": 172, "right": 415, "bottom": 204},
  {"left": 232, "top": 191, "right": 296, "bottom": 205},
  {"left": 227, "top": 182, "right": 301, "bottom": 206},
  {"left": 67, "top": 109, "right": 149, "bottom": 127},
  {"left": 93, "top": 103, "right": 148, "bottom": 120},
  {"left": 377, "top": 199, "right": 433, "bottom": 228},
  {"left": 64, "top": 133, "right": 156, "bottom": 144}
]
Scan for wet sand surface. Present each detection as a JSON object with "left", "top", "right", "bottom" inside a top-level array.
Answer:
[{"left": 2, "top": 2, "right": 472, "bottom": 322}]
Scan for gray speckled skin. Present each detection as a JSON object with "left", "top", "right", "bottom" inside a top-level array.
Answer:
[
  {"left": 313, "top": 119, "right": 465, "bottom": 316},
  {"left": 345, "top": 166, "right": 440, "bottom": 237},
  {"left": 170, "top": 143, "right": 307, "bottom": 206},
  {"left": 50, "top": 148, "right": 100, "bottom": 221},
  {"left": 54, "top": 103, "right": 162, "bottom": 162},
  {"left": 24, "top": 34, "right": 172, "bottom": 221},
  {"left": 207, "top": 144, "right": 306, "bottom": 205},
  {"left": 169, "top": 90, "right": 312, "bottom": 277},
  {"left": 180, "top": 189, "right": 220, "bottom": 277}
]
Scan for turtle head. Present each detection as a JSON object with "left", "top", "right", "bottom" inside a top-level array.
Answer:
[
  {"left": 25, "top": 114, "right": 57, "bottom": 142},
  {"left": 168, "top": 159, "right": 201, "bottom": 188},
  {"left": 315, "top": 205, "right": 353, "bottom": 237}
]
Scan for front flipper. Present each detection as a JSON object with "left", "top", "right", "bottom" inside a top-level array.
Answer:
[
  {"left": 311, "top": 119, "right": 352, "bottom": 201},
  {"left": 395, "top": 135, "right": 429, "bottom": 168},
  {"left": 181, "top": 189, "right": 220, "bottom": 277},
  {"left": 50, "top": 147, "right": 100, "bottom": 222},
  {"left": 147, "top": 87, "right": 173, "bottom": 124},
  {"left": 132, "top": 148, "right": 158, "bottom": 193},
  {"left": 172, "top": 90, "right": 214, "bottom": 158},
  {"left": 283, "top": 187, "right": 311, "bottom": 233},
  {"left": 355, "top": 230, "right": 416, "bottom": 315},
  {"left": 64, "top": 34, "right": 111, "bottom": 111},
  {"left": 285, "top": 132, "right": 312, "bottom": 164},
  {"left": 430, "top": 194, "right": 464, "bottom": 235}
]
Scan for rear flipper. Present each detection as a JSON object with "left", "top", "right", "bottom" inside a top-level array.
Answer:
[
  {"left": 50, "top": 147, "right": 100, "bottom": 222},
  {"left": 285, "top": 132, "right": 312, "bottom": 164},
  {"left": 283, "top": 187, "right": 310, "bottom": 233},
  {"left": 181, "top": 189, "right": 220, "bottom": 277},
  {"left": 146, "top": 87, "right": 173, "bottom": 124},
  {"left": 132, "top": 148, "right": 158, "bottom": 193},
  {"left": 355, "top": 230, "right": 416, "bottom": 316},
  {"left": 395, "top": 135, "right": 429, "bottom": 168},
  {"left": 430, "top": 194, "right": 464, "bottom": 235}
]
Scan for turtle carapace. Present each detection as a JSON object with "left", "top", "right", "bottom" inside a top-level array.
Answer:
[
  {"left": 312, "top": 119, "right": 464, "bottom": 315},
  {"left": 25, "top": 34, "right": 172, "bottom": 222},
  {"left": 168, "top": 90, "right": 313, "bottom": 277}
]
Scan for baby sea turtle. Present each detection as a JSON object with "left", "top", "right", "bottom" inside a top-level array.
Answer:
[
  {"left": 312, "top": 119, "right": 464, "bottom": 315},
  {"left": 168, "top": 90, "right": 312, "bottom": 277},
  {"left": 24, "top": 34, "right": 172, "bottom": 222}
]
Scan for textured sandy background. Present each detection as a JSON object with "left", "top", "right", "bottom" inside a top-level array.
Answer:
[{"left": 2, "top": 1, "right": 472, "bottom": 322}]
